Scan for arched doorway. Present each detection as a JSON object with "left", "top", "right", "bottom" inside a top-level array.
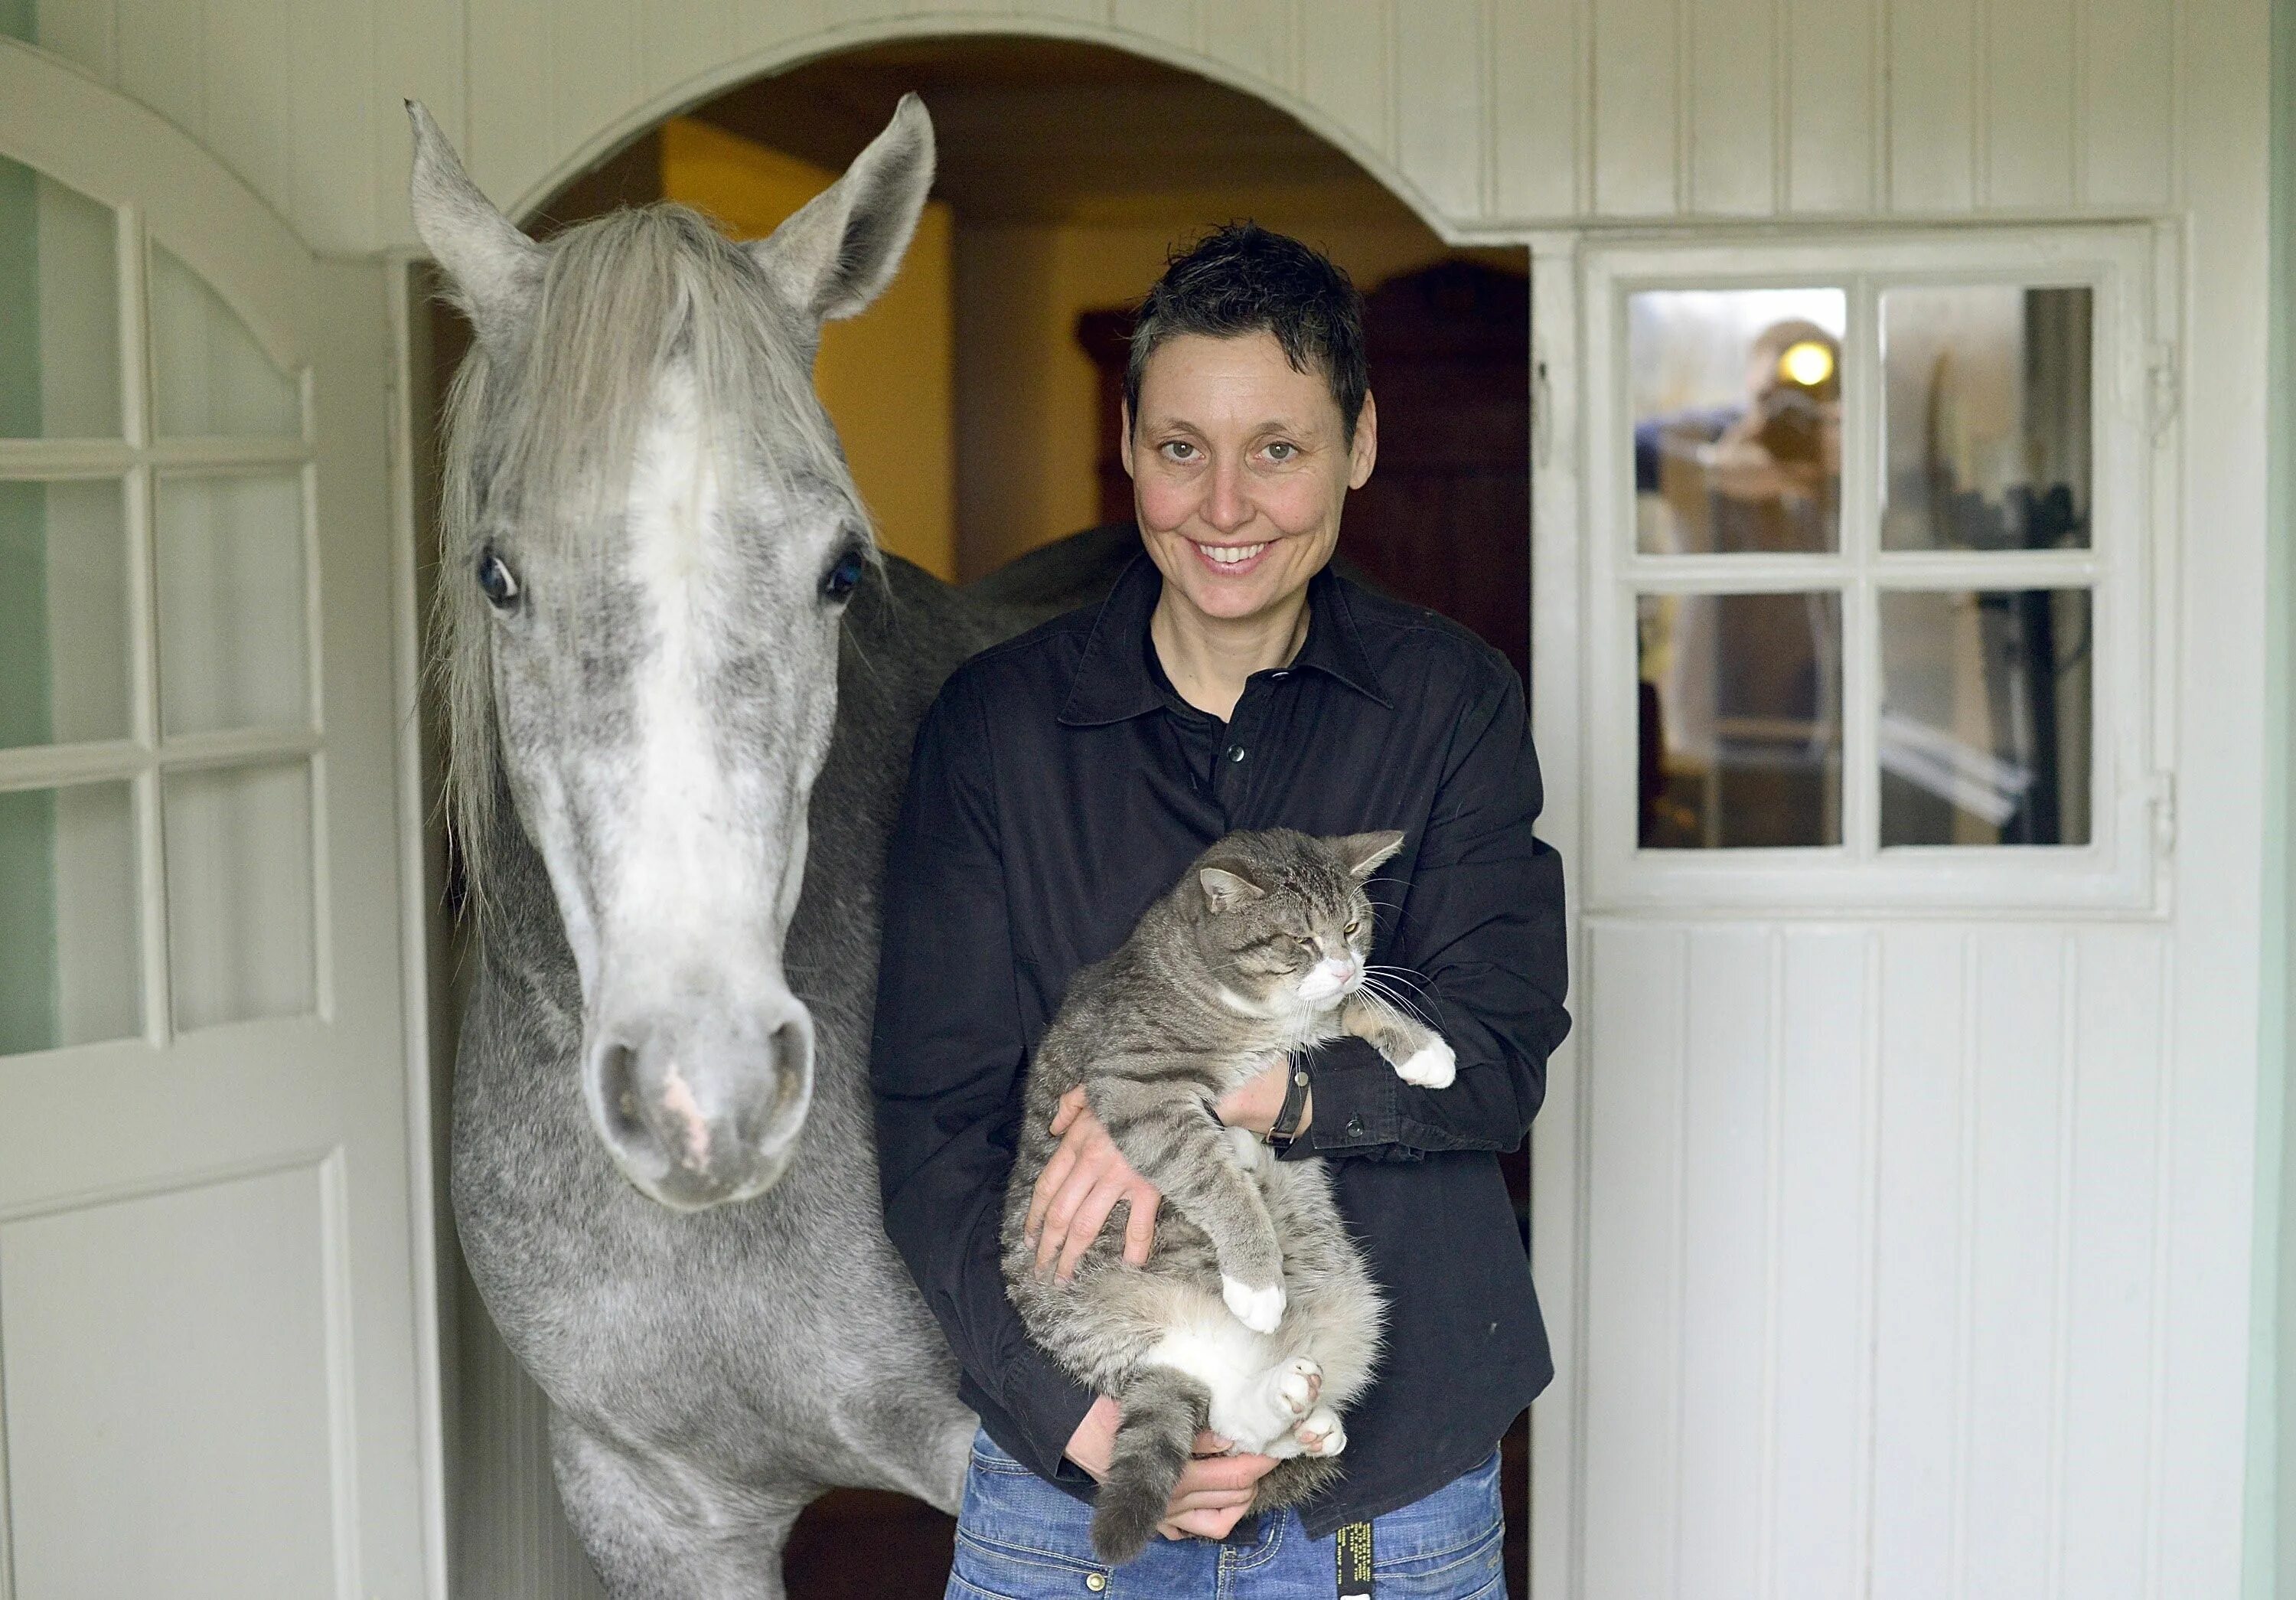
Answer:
[{"left": 413, "top": 34, "right": 1531, "bottom": 1599}]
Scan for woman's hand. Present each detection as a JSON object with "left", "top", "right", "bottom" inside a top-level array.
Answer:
[
  {"left": 1213, "top": 1051, "right": 1306, "bottom": 1138},
  {"left": 1025, "top": 1087, "right": 1162, "bottom": 1281},
  {"left": 1065, "top": 1395, "right": 1277, "bottom": 1542}
]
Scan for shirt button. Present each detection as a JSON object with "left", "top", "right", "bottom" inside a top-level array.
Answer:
[
  {"left": 1228, "top": 746, "right": 1247, "bottom": 762},
  {"left": 1345, "top": 1114, "right": 1366, "bottom": 1138}
]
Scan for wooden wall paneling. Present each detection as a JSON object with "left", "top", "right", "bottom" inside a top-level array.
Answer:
[
  {"left": 371, "top": 0, "right": 468, "bottom": 250},
  {"left": 1393, "top": 0, "right": 1485, "bottom": 221},
  {"left": 32, "top": 0, "right": 118, "bottom": 86},
  {"left": 1782, "top": 0, "right": 1877, "bottom": 213},
  {"left": 466, "top": 0, "right": 560, "bottom": 218},
  {"left": 1769, "top": 929, "right": 1873, "bottom": 1595},
  {"left": 1198, "top": 0, "right": 1297, "bottom": 96},
  {"left": 1980, "top": 0, "right": 2078, "bottom": 209},
  {"left": 1867, "top": 928, "right": 1971, "bottom": 1600},
  {"left": 1675, "top": 929, "right": 1774, "bottom": 1593},
  {"left": 1580, "top": 922, "right": 1688, "bottom": 1598},
  {"left": 1299, "top": 0, "right": 1394, "bottom": 175},
  {"left": 1961, "top": 929, "right": 2069, "bottom": 1594},
  {"left": 1590, "top": 0, "right": 1683, "bottom": 216},
  {"left": 1883, "top": 0, "right": 1977, "bottom": 212},
  {"left": 114, "top": 0, "right": 205, "bottom": 152},
  {"left": 1684, "top": 0, "right": 1776, "bottom": 216},
  {"left": 548, "top": 0, "right": 643, "bottom": 191},
  {"left": 289, "top": 0, "right": 377, "bottom": 261},
  {"left": 1489, "top": 0, "right": 1583, "bottom": 220},
  {"left": 2053, "top": 926, "right": 2164, "bottom": 1600},
  {"left": 204, "top": 0, "right": 292, "bottom": 220},
  {"left": 2076, "top": 0, "right": 2176, "bottom": 209},
  {"left": 1110, "top": 0, "right": 1199, "bottom": 54}
]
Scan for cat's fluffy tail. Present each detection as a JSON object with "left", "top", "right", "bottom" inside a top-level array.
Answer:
[{"left": 1091, "top": 1367, "right": 1212, "bottom": 1565}]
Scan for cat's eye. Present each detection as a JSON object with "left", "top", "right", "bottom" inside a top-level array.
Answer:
[{"left": 1344, "top": 920, "right": 1361, "bottom": 936}]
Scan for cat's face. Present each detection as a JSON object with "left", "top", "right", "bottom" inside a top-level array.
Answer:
[{"left": 1192, "top": 829, "right": 1405, "bottom": 1012}]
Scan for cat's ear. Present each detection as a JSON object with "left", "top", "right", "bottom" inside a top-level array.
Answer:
[
  {"left": 1199, "top": 865, "right": 1266, "bottom": 913},
  {"left": 1332, "top": 830, "right": 1407, "bottom": 880}
]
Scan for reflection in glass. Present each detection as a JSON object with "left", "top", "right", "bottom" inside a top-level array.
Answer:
[
  {"left": 1629, "top": 289, "right": 1845, "bottom": 554},
  {"left": 0, "top": 480, "right": 132, "bottom": 749},
  {"left": 0, "top": 159, "right": 122, "bottom": 439},
  {"left": 156, "top": 473, "right": 309, "bottom": 736},
  {"left": 0, "top": 782, "right": 140, "bottom": 1055},
  {"left": 1639, "top": 590, "right": 1844, "bottom": 847},
  {"left": 165, "top": 762, "right": 315, "bottom": 1030},
  {"left": 1880, "top": 589, "right": 2092, "bottom": 845},
  {"left": 1882, "top": 286, "right": 2092, "bottom": 551},
  {"left": 150, "top": 244, "right": 301, "bottom": 438}
]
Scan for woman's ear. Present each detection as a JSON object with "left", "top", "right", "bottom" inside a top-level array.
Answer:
[{"left": 1348, "top": 390, "right": 1379, "bottom": 490}]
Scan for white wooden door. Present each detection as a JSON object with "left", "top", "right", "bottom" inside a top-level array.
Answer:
[
  {"left": 0, "top": 43, "right": 433, "bottom": 1598},
  {"left": 1531, "top": 226, "right": 2210, "bottom": 1597}
]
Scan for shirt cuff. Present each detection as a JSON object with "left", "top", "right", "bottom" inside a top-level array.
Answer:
[
  {"left": 993, "top": 1326, "right": 1101, "bottom": 1486},
  {"left": 1283, "top": 1035, "right": 1420, "bottom": 1162}
]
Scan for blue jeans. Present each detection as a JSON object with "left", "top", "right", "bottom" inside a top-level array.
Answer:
[{"left": 945, "top": 1429, "right": 1506, "bottom": 1598}]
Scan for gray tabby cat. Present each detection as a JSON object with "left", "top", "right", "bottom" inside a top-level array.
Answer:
[{"left": 1000, "top": 827, "right": 1459, "bottom": 1563}]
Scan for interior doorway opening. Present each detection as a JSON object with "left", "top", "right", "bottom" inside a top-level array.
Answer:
[{"left": 412, "top": 33, "right": 1531, "bottom": 1599}]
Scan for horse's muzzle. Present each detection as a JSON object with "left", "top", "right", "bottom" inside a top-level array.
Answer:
[{"left": 582, "top": 998, "right": 817, "bottom": 1209}]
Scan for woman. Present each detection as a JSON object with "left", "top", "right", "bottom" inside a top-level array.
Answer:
[{"left": 871, "top": 224, "right": 1570, "bottom": 1597}]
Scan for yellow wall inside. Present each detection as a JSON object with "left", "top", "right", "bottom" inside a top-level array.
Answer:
[
  {"left": 660, "top": 117, "right": 956, "bottom": 580},
  {"left": 951, "top": 217, "right": 1505, "bottom": 580}
]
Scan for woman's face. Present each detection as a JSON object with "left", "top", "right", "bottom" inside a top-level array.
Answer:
[{"left": 1122, "top": 331, "right": 1377, "bottom": 629}]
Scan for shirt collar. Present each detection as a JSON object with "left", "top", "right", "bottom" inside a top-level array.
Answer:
[{"left": 1055, "top": 552, "right": 1391, "bottom": 727}]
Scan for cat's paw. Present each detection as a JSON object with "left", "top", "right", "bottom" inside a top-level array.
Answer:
[
  {"left": 1395, "top": 1037, "right": 1456, "bottom": 1088},
  {"left": 1222, "top": 1275, "right": 1286, "bottom": 1334},
  {"left": 1294, "top": 1407, "right": 1348, "bottom": 1458},
  {"left": 1270, "top": 1357, "right": 1323, "bottom": 1420}
]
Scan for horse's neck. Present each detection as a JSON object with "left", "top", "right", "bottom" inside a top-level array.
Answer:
[{"left": 472, "top": 788, "right": 583, "bottom": 1029}]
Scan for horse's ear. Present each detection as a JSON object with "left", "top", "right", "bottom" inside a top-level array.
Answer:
[
  {"left": 406, "top": 100, "right": 543, "bottom": 348},
  {"left": 746, "top": 94, "right": 934, "bottom": 325}
]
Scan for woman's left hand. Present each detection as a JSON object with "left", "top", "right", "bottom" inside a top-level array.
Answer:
[
  {"left": 1026, "top": 1087, "right": 1163, "bottom": 1282},
  {"left": 1213, "top": 1051, "right": 1307, "bottom": 1138}
]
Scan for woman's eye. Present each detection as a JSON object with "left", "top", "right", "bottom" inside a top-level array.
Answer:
[
  {"left": 1265, "top": 441, "right": 1297, "bottom": 462},
  {"left": 1159, "top": 440, "right": 1197, "bottom": 462},
  {"left": 476, "top": 548, "right": 520, "bottom": 610},
  {"left": 821, "top": 545, "right": 867, "bottom": 602}
]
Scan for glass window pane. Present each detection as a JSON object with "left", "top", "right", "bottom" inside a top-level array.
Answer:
[
  {"left": 1881, "top": 286, "right": 2092, "bottom": 551},
  {"left": 164, "top": 762, "right": 314, "bottom": 1030},
  {"left": 156, "top": 473, "right": 309, "bottom": 736},
  {"left": 1629, "top": 289, "right": 1844, "bottom": 554},
  {"left": 1880, "top": 589, "right": 2092, "bottom": 845},
  {"left": 150, "top": 243, "right": 300, "bottom": 439},
  {"left": 0, "top": 479, "right": 132, "bottom": 749},
  {"left": 0, "top": 782, "right": 141, "bottom": 1055},
  {"left": 0, "top": 160, "right": 122, "bottom": 439},
  {"left": 1639, "top": 590, "right": 1844, "bottom": 847}
]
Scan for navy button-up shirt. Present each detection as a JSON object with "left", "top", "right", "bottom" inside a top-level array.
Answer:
[{"left": 869, "top": 554, "right": 1570, "bottom": 1535}]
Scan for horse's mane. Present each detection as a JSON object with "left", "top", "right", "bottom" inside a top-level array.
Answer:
[{"left": 434, "top": 203, "right": 857, "bottom": 906}]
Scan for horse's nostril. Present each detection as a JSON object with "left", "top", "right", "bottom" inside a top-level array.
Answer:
[{"left": 599, "top": 1042, "right": 644, "bottom": 1143}]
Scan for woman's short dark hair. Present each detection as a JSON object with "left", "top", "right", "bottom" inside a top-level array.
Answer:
[{"left": 1126, "top": 224, "right": 1368, "bottom": 442}]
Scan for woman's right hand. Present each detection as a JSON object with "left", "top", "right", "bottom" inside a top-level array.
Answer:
[
  {"left": 1065, "top": 1395, "right": 1278, "bottom": 1540},
  {"left": 1025, "top": 1086, "right": 1163, "bottom": 1282}
]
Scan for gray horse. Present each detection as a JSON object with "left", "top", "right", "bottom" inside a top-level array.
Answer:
[{"left": 410, "top": 98, "right": 1106, "bottom": 1597}]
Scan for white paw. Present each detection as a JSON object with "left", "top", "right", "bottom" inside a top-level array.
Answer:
[
  {"left": 1272, "top": 1357, "right": 1323, "bottom": 1419},
  {"left": 1294, "top": 1407, "right": 1348, "bottom": 1458},
  {"left": 1396, "top": 1038, "right": 1456, "bottom": 1088},
  {"left": 1222, "top": 1275, "right": 1286, "bottom": 1334}
]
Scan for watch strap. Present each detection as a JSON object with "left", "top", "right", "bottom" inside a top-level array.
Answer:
[{"left": 1265, "top": 1056, "right": 1313, "bottom": 1151}]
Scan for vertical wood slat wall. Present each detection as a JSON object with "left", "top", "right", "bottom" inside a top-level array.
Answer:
[{"left": 22, "top": 0, "right": 2183, "bottom": 254}]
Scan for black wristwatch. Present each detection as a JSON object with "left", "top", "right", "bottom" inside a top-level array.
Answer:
[{"left": 1264, "top": 1056, "right": 1313, "bottom": 1152}]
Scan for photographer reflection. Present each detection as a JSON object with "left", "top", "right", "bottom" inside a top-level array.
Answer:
[{"left": 1635, "top": 318, "right": 1841, "bottom": 554}]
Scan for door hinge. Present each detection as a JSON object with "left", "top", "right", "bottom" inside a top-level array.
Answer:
[
  {"left": 2148, "top": 770, "right": 2176, "bottom": 855},
  {"left": 2147, "top": 341, "right": 2180, "bottom": 440}
]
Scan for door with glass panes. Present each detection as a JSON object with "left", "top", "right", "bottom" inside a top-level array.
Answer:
[
  {"left": 0, "top": 44, "right": 431, "bottom": 1596},
  {"left": 1540, "top": 227, "right": 2178, "bottom": 1596}
]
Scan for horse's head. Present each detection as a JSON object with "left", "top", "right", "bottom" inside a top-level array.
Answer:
[{"left": 409, "top": 97, "right": 933, "bottom": 1210}]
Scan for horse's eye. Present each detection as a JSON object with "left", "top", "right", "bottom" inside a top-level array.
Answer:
[
  {"left": 476, "top": 548, "right": 520, "bottom": 611},
  {"left": 821, "top": 544, "right": 867, "bottom": 602}
]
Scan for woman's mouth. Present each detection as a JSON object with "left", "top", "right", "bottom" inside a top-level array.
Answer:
[{"left": 1192, "top": 540, "right": 1273, "bottom": 576}]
